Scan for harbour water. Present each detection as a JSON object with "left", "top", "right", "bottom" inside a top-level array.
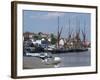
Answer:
[
  {"left": 23, "top": 50, "right": 91, "bottom": 69},
  {"left": 53, "top": 50, "right": 91, "bottom": 67}
]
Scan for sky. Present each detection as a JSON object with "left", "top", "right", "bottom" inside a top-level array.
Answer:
[{"left": 23, "top": 10, "right": 91, "bottom": 41}]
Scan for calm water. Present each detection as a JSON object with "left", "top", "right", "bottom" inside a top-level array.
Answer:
[
  {"left": 23, "top": 50, "right": 91, "bottom": 69},
  {"left": 53, "top": 50, "right": 91, "bottom": 67}
]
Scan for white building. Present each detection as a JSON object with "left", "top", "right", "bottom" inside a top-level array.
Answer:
[
  {"left": 32, "top": 40, "right": 42, "bottom": 45},
  {"left": 59, "top": 39, "right": 64, "bottom": 46}
]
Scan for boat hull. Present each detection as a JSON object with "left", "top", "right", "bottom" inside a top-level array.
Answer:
[
  {"left": 46, "top": 48, "right": 88, "bottom": 53},
  {"left": 24, "top": 48, "right": 88, "bottom": 54}
]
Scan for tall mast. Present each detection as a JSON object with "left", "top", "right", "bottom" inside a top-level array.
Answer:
[
  {"left": 68, "top": 16, "right": 71, "bottom": 39},
  {"left": 82, "top": 18, "right": 86, "bottom": 43},
  {"left": 57, "top": 16, "right": 60, "bottom": 48},
  {"left": 57, "top": 16, "right": 63, "bottom": 48},
  {"left": 76, "top": 17, "right": 80, "bottom": 41},
  {"left": 58, "top": 16, "right": 59, "bottom": 37}
]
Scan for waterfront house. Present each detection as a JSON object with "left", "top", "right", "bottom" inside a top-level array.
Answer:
[{"left": 23, "top": 32, "right": 35, "bottom": 41}]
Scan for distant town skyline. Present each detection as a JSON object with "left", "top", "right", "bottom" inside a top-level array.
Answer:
[{"left": 23, "top": 10, "right": 91, "bottom": 41}]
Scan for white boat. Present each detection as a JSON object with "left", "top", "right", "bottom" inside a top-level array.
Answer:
[
  {"left": 43, "top": 56, "right": 61, "bottom": 67},
  {"left": 26, "top": 53, "right": 40, "bottom": 57}
]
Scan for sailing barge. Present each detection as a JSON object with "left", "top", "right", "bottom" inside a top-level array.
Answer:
[{"left": 48, "top": 16, "right": 90, "bottom": 53}]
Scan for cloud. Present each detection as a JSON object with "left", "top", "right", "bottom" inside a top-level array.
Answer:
[
  {"left": 30, "top": 12, "right": 65, "bottom": 19},
  {"left": 44, "top": 12, "right": 65, "bottom": 19}
]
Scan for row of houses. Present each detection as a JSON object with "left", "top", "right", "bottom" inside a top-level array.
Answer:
[
  {"left": 23, "top": 31, "right": 90, "bottom": 50},
  {"left": 23, "top": 32, "right": 65, "bottom": 49}
]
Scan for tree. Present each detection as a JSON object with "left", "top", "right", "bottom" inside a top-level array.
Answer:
[
  {"left": 34, "top": 35, "right": 39, "bottom": 40},
  {"left": 33, "top": 32, "right": 42, "bottom": 40},
  {"left": 50, "top": 33, "right": 57, "bottom": 45}
]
